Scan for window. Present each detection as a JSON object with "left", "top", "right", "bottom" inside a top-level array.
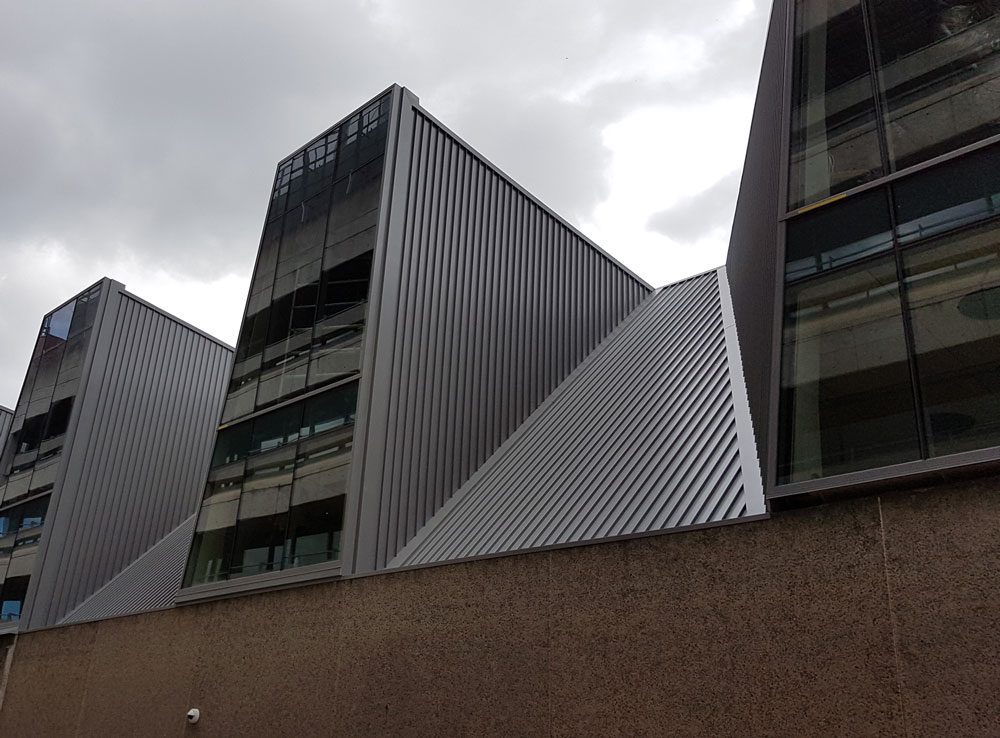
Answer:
[
  {"left": 789, "top": 0, "right": 1000, "bottom": 210},
  {"left": 0, "top": 576, "right": 29, "bottom": 622},
  {"left": 789, "top": 0, "right": 883, "bottom": 209},
  {"left": 284, "top": 496, "right": 344, "bottom": 568},
  {"left": 779, "top": 254, "right": 921, "bottom": 482},
  {"left": 869, "top": 0, "right": 1000, "bottom": 171},
  {"left": 903, "top": 222, "right": 1000, "bottom": 456},
  {"left": 785, "top": 188, "right": 893, "bottom": 280},
  {"left": 894, "top": 144, "right": 1000, "bottom": 244},
  {"left": 780, "top": 145, "right": 1000, "bottom": 483}
]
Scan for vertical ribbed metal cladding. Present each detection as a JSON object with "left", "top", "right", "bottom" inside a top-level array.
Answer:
[
  {"left": 57, "top": 513, "right": 196, "bottom": 625},
  {"left": 353, "top": 100, "right": 650, "bottom": 572},
  {"left": 389, "top": 270, "right": 762, "bottom": 569},
  {"left": 725, "top": 0, "right": 789, "bottom": 487},
  {"left": 24, "top": 290, "right": 232, "bottom": 630},
  {"left": 0, "top": 407, "right": 12, "bottom": 454}
]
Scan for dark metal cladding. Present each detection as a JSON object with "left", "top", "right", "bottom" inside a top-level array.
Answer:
[
  {"left": 725, "top": 0, "right": 789, "bottom": 489},
  {"left": 389, "top": 270, "right": 765, "bottom": 569},
  {"left": 20, "top": 285, "right": 231, "bottom": 630},
  {"left": 350, "top": 92, "right": 652, "bottom": 572}
]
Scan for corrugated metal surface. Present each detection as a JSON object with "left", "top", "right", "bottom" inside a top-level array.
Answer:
[
  {"left": 0, "top": 407, "right": 11, "bottom": 455},
  {"left": 58, "top": 514, "right": 195, "bottom": 625},
  {"left": 351, "top": 95, "right": 651, "bottom": 572},
  {"left": 725, "top": 0, "right": 789, "bottom": 487},
  {"left": 23, "top": 288, "right": 231, "bottom": 630},
  {"left": 389, "top": 269, "right": 764, "bottom": 569}
]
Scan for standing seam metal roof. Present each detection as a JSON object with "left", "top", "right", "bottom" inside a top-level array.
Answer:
[
  {"left": 57, "top": 514, "right": 196, "bottom": 626},
  {"left": 389, "top": 268, "right": 765, "bottom": 568}
]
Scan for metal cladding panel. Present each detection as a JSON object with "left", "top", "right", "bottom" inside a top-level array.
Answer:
[
  {"left": 23, "top": 290, "right": 232, "bottom": 630},
  {"left": 725, "top": 0, "right": 789, "bottom": 487},
  {"left": 0, "top": 407, "right": 11, "bottom": 454},
  {"left": 58, "top": 514, "right": 195, "bottom": 625},
  {"left": 354, "top": 100, "right": 651, "bottom": 572},
  {"left": 390, "top": 270, "right": 765, "bottom": 569}
]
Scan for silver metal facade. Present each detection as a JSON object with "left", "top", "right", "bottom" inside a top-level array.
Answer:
[
  {"left": 59, "top": 514, "right": 196, "bottom": 626},
  {"left": 390, "top": 269, "right": 765, "bottom": 568},
  {"left": 348, "top": 90, "right": 651, "bottom": 572},
  {"left": 21, "top": 284, "right": 231, "bottom": 630},
  {"left": 725, "top": 0, "right": 789, "bottom": 489}
]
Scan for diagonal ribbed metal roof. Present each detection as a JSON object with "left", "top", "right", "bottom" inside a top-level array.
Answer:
[
  {"left": 58, "top": 514, "right": 195, "bottom": 626},
  {"left": 389, "top": 268, "right": 765, "bottom": 569}
]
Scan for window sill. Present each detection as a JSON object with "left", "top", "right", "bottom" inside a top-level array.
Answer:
[
  {"left": 769, "top": 444, "right": 1000, "bottom": 509},
  {"left": 174, "top": 558, "right": 342, "bottom": 605}
]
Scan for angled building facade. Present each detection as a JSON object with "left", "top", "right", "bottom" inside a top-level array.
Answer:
[
  {"left": 728, "top": 0, "right": 1000, "bottom": 503},
  {"left": 180, "top": 86, "right": 660, "bottom": 599},
  {"left": 0, "top": 280, "right": 231, "bottom": 631}
]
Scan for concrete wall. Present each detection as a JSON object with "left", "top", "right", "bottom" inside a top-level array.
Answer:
[{"left": 2, "top": 476, "right": 999, "bottom": 736}]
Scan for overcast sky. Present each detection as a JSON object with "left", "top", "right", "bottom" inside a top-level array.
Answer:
[{"left": 0, "top": 0, "right": 769, "bottom": 408}]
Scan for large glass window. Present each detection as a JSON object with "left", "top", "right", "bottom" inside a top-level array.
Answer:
[
  {"left": 186, "top": 381, "right": 359, "bottom": 586},
  {"left": 780, "top": 143, "right": 1000, "bottom": 483},
  {"left": 790, "top": 0, "right": 1000, "bottom": 210},
  {"left": 903, "top": 222, "right": 1000, "bottom": 456},
  {"left": 779, "top": 255, "right": 921, "bottom": 482},
  {"left": 870, "top": 0, "right": 1000, "bottom": 171},
  {"left": 0, "top": 283, "right": 101, "bottom": 483},
  {"left": 789, "top": 0, "right": 884, "bottom": 209},
  {"left": 186, "top": 92, "right": 391, "bottom": 589}
]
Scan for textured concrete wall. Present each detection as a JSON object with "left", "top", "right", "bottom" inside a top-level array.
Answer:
[{"left": 2, "top": 477, "right": 999, "bottom": 737}]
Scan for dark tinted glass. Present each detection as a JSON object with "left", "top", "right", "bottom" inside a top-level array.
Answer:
[
  {"left": 18, "top": 496, "right": 48, "bottom": 529},
  {"left": 68, "top": 284, "right": 102, "bottom": 336},
  {"left": 43, "top": 398, "right": 73, "bottom": 440},
  {"left": 250, "top": 402, "right": 303, "bottom": 453},
  {"left": 230, "top": 513, "right": 288, "bottom": 577},
  {"left": 284, "top": 496, "right": 344, "bottom": 568},
  {"left": 789, "top": 0, "right": 884, "bottom": 209},
  {"left": 903, "top": 221, "right": 1000, "bottom": 456},
  {"left": 870, "top": 0, "right": 1000, "bottom": 171},
  {"left": 779, "top": 255, "right": 921, "bottom": 482},
  {"left": 16, "top": 415, "right": 46, "bottom": 454},
  {"left": 279, "top": 191, "right": 330, "bottom": 273},
  {"left": 184, "top": 526, "right": 235, "bottom": 586},
  {"left": 0, "top": 576, "right": 29, "bottom": 622},
  {"left": 785, "top": 189, "right": 894, "bottom": 280},
  {"left": 302, "top": 382, "right": 358, "bottom": 436},
  {"left": 894, "top": 144, "right": 1000, "bottom": 244},
  {"left": 212, "top": 422, "right": 252, "bottom": 467}
]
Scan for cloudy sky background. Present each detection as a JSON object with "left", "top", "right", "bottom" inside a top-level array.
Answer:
[{"left": 0, "top": 0, "right": 769, "bottom": 407}]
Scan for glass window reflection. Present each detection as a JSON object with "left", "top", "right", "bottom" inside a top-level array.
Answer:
[
  {"left": 786, "top": 189, "right": 894, "bottom": 280},
  {"left": 779, "top": 255, "right": 921, "bottom": 482},
  {"left": 894, "top": 144, "right": 1000, "bottom": 244},
  {"left": 870, "top": 0, "right": 1000, "bottom": 171},
  {"left": 903, "top": 222, "right": 1000, "bottom": 456},
  {"left": 789, "top": 0, "right": 884, "bottom": 209}
]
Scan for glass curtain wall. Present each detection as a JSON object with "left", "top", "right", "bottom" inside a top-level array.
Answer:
[
  {"left": 789, "top": 0, "right": 1000, "bottom": 210},
  {"left": 184, "top": 93, "right": 391, "bottom": 587},
  {"left": 0, "top": 282, "right": 102, "bottom": 621},
  {"left": 779, "top": 143, "right": 1000, "bottom": 482}
]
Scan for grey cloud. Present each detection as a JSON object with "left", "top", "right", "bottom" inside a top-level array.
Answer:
[
  {"left": 0, "top": 0, "right": 769, "bottom": 404},
  {"left": 647, "top": 171, "right": 742, "bottom": 242}
]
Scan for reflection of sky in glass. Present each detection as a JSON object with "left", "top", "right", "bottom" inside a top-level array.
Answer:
[{"left": 47, "top": 303, "right": 75, "bottom": 340}]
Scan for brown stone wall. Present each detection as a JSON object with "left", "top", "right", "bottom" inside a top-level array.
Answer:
[{"left": 1, "top": 478, "right": 999, "bottom": 737}]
